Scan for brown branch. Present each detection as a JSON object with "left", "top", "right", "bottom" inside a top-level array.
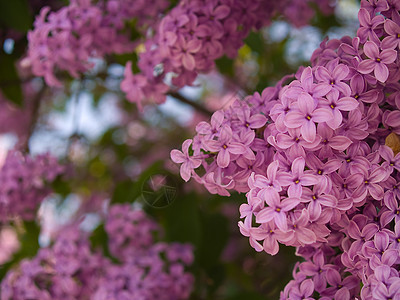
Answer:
[
  {"left": 21, "top": 85, "right": 47, "bottom": 153},
  {"left": 168, "top": 92, "right": 212, "bottom": 117}
]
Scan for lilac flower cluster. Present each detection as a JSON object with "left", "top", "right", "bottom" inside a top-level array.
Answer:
[
  {"left": 1, "top": 227, "right": 105, "bottom": 300},
  {"left": 121, "top": 0, "right": 334, "bottom": 109},
  {"left": 94, "top": 242, "right": 194, "bottom": 300},
  {"left": 26, "top": 0, "right": 168, "bottom": 87},
  {"left": 105, "top": 203, "right": 160, "bottom": 260},
  {"left": 101, "top": 204, "right": 194, "bottom": 299},
  {"left": 0, "top": 151, "right": 64, "bottom": 222},
  {"left": 1, "top": 204, "right": 194, "bottom": 299},
  {"left": 172, "top": 0, "right": 400, "bottom": 298}
]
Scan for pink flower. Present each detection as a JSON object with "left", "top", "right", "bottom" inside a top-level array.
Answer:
[
  {"left": 353, "top": 165, "right": 389, "bottom": 201},
  {"left": 379, "top": 145, "right": 400, "bottom": 173},
  {"left": 120, "top": 62, "right": 147, "bottom": 110},
  {"left": 306, "top": 152, "right": 342, "bottom": 192},
  {"left": 284, "top": 92, "right": 333, "bottom": 143},
  {"left": 289, "top": 278, "right": 315, "bottom": 300},
  {"left": 239, "top": 195, "right": 262, "bottom": 227},
  {"left": 249, "top": 221, "right": 293, "bottom": 255},
  {"left": 238, "top": 221, "right": 263, "bottom": 252},
  {"left": 251, "top": 161, "right": 282, "bottom": 199},
  {"left": 346, "top": 217, "right": 379, "bottom": 260},
  {"left": 313, "top": 124, "right": 352, "bottom": 160},
  {"left": 170, "top": 139, "right": 201, "bottom": 182},
  {"left": 202, "top": 126, "right": 248, "bottom": 168},
  {"left": 382, "top": 19, "right": 400, "bottom": 49},
  {"left": 383, "top": 110, "right": 400, "bottom": 133},
  {"left": 287, "top": 209, "right": 317, "bottom": 246},
  {"left": 277, "top": 157, "right": 319, "bottom": 198},
  {"left": 356, "top": 8, "right": 385, "bottom": 44},
  {"left": 270, "top": 128, "right": 321, "bottom": 159},
  {"left": 235, "top": 105, "right": 267, "bottom": 132},
  {"left": 299, "top": 250, "right": 329, "bottom": 292},
  {"left": 172, "top": 36, "right": 202, "bottom": 71},
  {"left": 314, "top": 62, "right": 351, "bottom": 96},
  {"left": 195, "top": 110, "right": 224, "bottom": 138},
  {"left": 348, "top": 73, "right": 380, "bottom": 104},
  {"left": 255, "top": 191, "right": 299, "bottom": 232},
  {"left": 321, "top": 90, "right": 359, "bottom": 129},
  {"left": 322, "top": 269, "right": 359, "bottom": 299},
  {"left": 358, "top": 41, "right": 397, "bottom": 82},
  {"left": 301, "top": 186, "right": 337, "bottom": 221},
  {"left": 202, "top": 171, "right": 234, "bottom": 196}
]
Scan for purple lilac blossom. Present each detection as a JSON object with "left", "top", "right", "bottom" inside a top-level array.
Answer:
[
  {"left": 2, "top": 204, "right": 194, "bottom": 300},
  {"left": 171, "top": 1, "right": 400, "bottom": 298},
  {"left": 25, "top": 0, "right": 169, "bottom": 86},
  {"left": 121, "top": 0, "right": 335, "bottom": 108}
]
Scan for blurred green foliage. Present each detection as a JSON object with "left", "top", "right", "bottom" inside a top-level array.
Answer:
[{"left": 0, "top": 0, "right": 32, "bottom": 32}]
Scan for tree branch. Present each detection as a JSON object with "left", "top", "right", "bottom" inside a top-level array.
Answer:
[
  {"left": 168, "top": 92, "right": 212, "bottom": 117},
  {"left": 21, "top": 85, "right": 47, "bottom": 153}
]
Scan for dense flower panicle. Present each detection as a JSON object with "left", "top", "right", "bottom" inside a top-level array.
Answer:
[
  {"left": 93, "top": 243, "right": 194, "bottom": 300},
  {"left": 2, "top": 205, "right": 194, "bottom": 300},
  {"left": 101, "top": 204, "right": 194, "bottom": 299},
  {"left": 1, "top": 227, "right": 106, "bottom": 300},
  {"left": 171, "top": 139, "right": 202, "bottom": 182},
  {"left": 0, "top": 151, "right": 64, "bottom": 222},
  {"left": 26, "top": 0, "right": 169, "bottom": 86},
  {"left": 171, "top": 0, "right": 400, "bottom": 299},
  {"left": 121, "top": 0, "right": 335, "bottom": 108},
  {"left": 105, "top": 203, "right": 160, "bottom": 260}
]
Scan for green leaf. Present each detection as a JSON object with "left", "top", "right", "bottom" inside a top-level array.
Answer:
[
  {"left": 0, "top": 0, "right": 32, "bottom": 32},
  {"left": 0, "top": 220, "right": 40, "bottom": 280},
  {"left": 196, "top": 211, "right": 229, "bottom": 294},
  {"left": 111, "top": 161, "right": 167, "bottom": 205},
  {"left": 197, "top": 212, "right": 229, "bottom": 268},
  {"left": 310, "top": 3, "right": 341, "bottom": 34},
  {"left": 18, "top": 221, "right": 40, "bottom": 256},
  {"left": 244, "top": 32, "right": 264, "bottom": 55},
  {"left": 111, "top": 180, "right": 138, "bottom": 204},
  {"left": 89, "top": 224, "right": 119, "bottom": 264},
  {"left": 113, "top": 52, "right": 139, "bottom": 72},
  {"left": 148, "top": 192, "right": 202, "bottom": 247},
  {"left": 215, "top": 56, "right": 234, "bottom": 77},
  {"left": 51, "top": 176, "right": 71, "bottom": 197},
  {"left": 225, "top": 291, "right": 266, "bottom": 300},
  {"left": 0, "top": 52, "right": 23, "bottom": 106}
]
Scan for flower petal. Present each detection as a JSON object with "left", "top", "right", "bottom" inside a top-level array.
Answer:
[
  {"left": 337, "top": 97, "right": 359, "bottom": 111},
  {"left": 374, "top": 63, "right": 389, "bottom": 83},
  {"left": 358, "top": 59, "right": 376, "bottom": 74},
  {"left": 301, "top": 121, "right": 316, "bottom": 143}
]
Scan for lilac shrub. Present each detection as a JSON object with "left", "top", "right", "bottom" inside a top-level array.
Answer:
[
  {"left": 121, "top": 0, "right": 335, "bottom": 108},
  {"left": 1, "top": 204, "right": 194, "bottom": 300},
  {"left": 100, "top": 204, "right": 194, "bottom": 300},
  {"left": 105, "top": 204, "right": 160, "bottom": 260},
  {"left": 25, "top": 0, "right": 169, "bottom": 87},
  {"left": 172, "top": 0, "right": 400, "bottom": 299},
  {"left": 1, "top": 227, "right": 105, "bottom": 300}
]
